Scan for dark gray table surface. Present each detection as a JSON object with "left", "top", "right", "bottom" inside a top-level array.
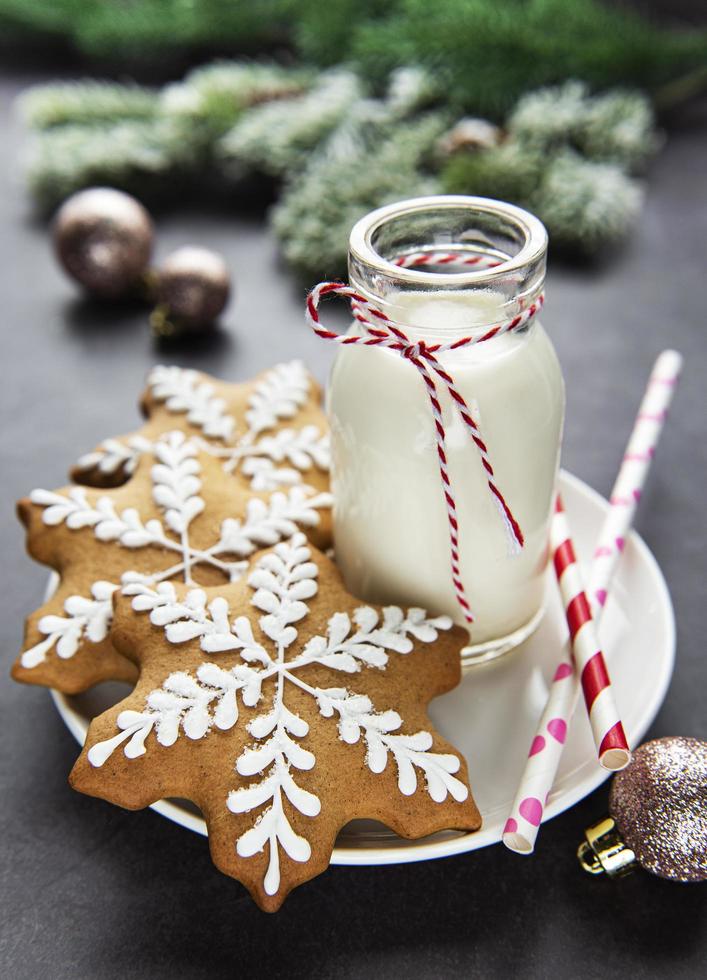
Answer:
[{"left": 1, "top": 70, "right": 705, "bottom": 980}]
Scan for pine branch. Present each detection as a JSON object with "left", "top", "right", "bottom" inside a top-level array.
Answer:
[
  {"left": 19, "top": 81, "right": 159, "bottom": 129},
  {"left": 442, "top": 140, "right": 644, "bottom": 255},
  {"left": 161, "top": 62, "right": 312, "bottom": 148},
  {"left": 350, "top": 0, "right": 707, "bottom": 118},
  {"left": 16, "top": 46, "right": 662, "bottom": 260},
  {"left": 574, "top": 89, "right": 662, "bottom": 172},
  {"left": 531, "top": 150, "right": 644, "bottom": 255},
  {"left": 508, "top": 81, "right": 660, "bottom": 172},
  {"left": 4, "top": 0, "right": 706, "bottom": 118},
  {"left": 25, "top": 119, "right": 187, "bottom": 210},
  {"left": 20, "top": 62, "right": 311, "bottom": 209},
  {"left": 441, "top": 81, "right": 657, "bottom": 254},
  {"left": 442, "top": 140, "right": 544, "bottom": 207},
  {"left": 14, "top": 0, "right": 295, "bottom": 57},
  {"left": 272, "top": 114, "right": 445, "bottom": 280},
  {"left": 218, "top": 70, "right": 363, "bottom": 178},
  {"left": 272, "top": 70, "right": 448, "bottom": 280}
]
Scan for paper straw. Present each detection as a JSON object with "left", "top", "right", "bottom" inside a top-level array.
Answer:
[
  {"left": 591, "top": 349, "right": 683, "bottom": 610},
  {"left": 552, "top": 495, "right": 630, "bottom": 769},
  {"left": 503, "top": 349, "right": 683, "bottom": 854}
]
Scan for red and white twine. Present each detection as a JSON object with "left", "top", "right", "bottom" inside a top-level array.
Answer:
[
  {"left": 393, "top": 251, "right": 503, "bottom": 271},
  {"left": 305, "top": 252, "right": 543, "bottom": 625}
]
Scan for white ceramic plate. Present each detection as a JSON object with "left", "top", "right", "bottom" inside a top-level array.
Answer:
[{"left": 51, "top": 470, "right": 675, "bottom": 866}]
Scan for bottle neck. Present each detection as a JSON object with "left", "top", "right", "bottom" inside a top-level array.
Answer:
[
  {"left": 348, "top": 197, "right": 547, "bottom": 344},
  {"left": 350, "top": 281, "right": 542, "bottom": 345}
]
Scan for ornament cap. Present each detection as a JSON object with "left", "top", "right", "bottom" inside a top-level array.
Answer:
[{"left": 578, "top": 816, "right": 637, "bottom": 878}]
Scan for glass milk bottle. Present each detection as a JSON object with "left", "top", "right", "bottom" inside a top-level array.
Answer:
[{"left": 328, "top": 196, "right": 564, "bottom": 663}]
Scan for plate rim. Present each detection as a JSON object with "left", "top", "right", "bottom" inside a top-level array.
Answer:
[{"left": 49, "top": 469, "right": 676, "bottom": 867}]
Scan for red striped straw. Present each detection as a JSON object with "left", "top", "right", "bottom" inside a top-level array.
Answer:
[
  {"left": 552, "top": 495, "right": 630, "bottom": 769},
  {"left": 503, "top": 350, "right": 682, "bottom": 854},
  {"left": 305, "top": 253, "right": 541, "bottom": 627}
]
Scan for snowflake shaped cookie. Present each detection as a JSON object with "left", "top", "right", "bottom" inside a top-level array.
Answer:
[
  {"left": 70, "top": 534, "right": 480, "bottom": 910},
  {"left": 73, "top": 360, "right": 330, "bottom": 496},
  {"left": 16, "top": 431, "right": 331, "bottom": 693}
]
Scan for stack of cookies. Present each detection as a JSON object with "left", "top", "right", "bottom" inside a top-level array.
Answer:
[{"left": 14, "top": 360, "right": 480, "bottom": 911}]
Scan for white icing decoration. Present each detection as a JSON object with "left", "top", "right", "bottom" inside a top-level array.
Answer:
[
  {"left": 21, "top": 581, "right": 117, "bottom": 668},
  {"left": 74, "top": 435, "right": 153, "bottom": 480},
  {"left": 245, "top": 360, "right": 311, "bottom": 436},
  {"left": 144, "top": 361, "right": 331, "bottom": 492},
  {"left": 148, "top": 366, "right": 235, "bottom": 441},
  {"left": 89, "top": 533, "right": 464, "bottom": 897},
  {"left": 26, "top": 434, "right": 330, "bottom": 670},
  {"left": 309, "top": 690, "right": 467, "bottom": 802},
  {"left": 73, "top": 363, "right": 331, "bottom": 493}
]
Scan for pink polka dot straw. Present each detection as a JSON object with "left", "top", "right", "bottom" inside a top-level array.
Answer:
[
  {"left": 305, "top": 251, "right": 540, "bottom": 627},
  {"left": 503, "top": 349, "right": 682, "bottom": 855}
]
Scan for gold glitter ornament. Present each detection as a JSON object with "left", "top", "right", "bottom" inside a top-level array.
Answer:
[
  {"left": 579, "top": 736, "right": 707, "bottom": 883},
  {"left": 53, "top": 188, "right": 154, "bottom": 298}
]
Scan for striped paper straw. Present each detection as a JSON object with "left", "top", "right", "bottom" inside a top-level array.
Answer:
[
  {"left": 552, "top": 495, "right": 630, "bottom": 769},
  {"left": 503, "top": 349, "right": 682, "bottom": 854},
  {"left": 591, "top": 349, "right": 683, "bottom": 610}
]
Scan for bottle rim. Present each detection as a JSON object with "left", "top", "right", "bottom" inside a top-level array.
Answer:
[{"left": 349, "top": 195, "right": 548, "bottom": 288}]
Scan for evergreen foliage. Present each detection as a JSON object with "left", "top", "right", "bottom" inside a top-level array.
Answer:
[
  {"left": 19, "top": 67, "right": 661, "bottom": 266},
  {"left": 272, "top": 71, "right": 448, "bottom": 279},
  {"left": 6, "top": 0, "right": 707, "bottom": 118},
  {"left": 508, "top": 82, "right": 661, "bottom": 170},
  {"left": 441, "top": 82, "right": 654, "bottom": 255},
  {"left": 2, "top": 1, "right": 704, "bottom": 118},
  {"left": 161, "top": 62, "right": 311, "bottom": 149},
  {"left": 20, "top": 81, "right": 158, "bottom": 129},
  {"left": 442, "top": 141, "right": 543, "bottom": 208},
  {"left": 218, "top": 70, "right": 363, "bottom": 179},
  {"left": 350, "top": 0, "right": 707, "bottom": 117},
  {"left": 26, "top": 120, "right": 186, "bottom": 207},
  {"left": 0, "top": 0, "right": 291, "bottom": 55},
  {"left": 531, "top": 151, "right": 644, "bottom": 253},
  {"left": 22, "top": 63, "right": 310, "bottom": 208}
]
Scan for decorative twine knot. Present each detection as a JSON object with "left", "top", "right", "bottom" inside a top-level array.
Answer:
[
  {"left": 305, "top": 254, "right": 544, "bottom": 627},
  {"left": 401, "top": 339, "right": 428, "bottom": 360}
]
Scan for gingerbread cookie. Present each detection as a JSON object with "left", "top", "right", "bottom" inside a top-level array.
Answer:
[
  {"left": 73, "top": 360, "right": 330, "bottom": 496},
  {"left": 15, "top": 361, "right": 332, "bottom": 694},
  {"left": 70, "top": 533, "right": 481, "bottom": 911}
]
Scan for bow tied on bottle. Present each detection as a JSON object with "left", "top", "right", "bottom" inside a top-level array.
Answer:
[{"left": 305, "top": 259, "right": 544, "bottom": 626}]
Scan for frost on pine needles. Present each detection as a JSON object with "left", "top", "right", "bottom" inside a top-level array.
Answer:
[
  {"left": 219, "top": 70, "right": 363, "bottom": 178},
  {"left": 273, "top": 112, "right": 446, "bottom": 278},
  {"left": 532, "top": 151, "right": 644, "bottom": 253},
  {"left": 508, "top": 81, "right": 659, "bottom": 171},
  {"left": 20, "top": 81, "right": 159, "bottom": 129},
  {"left": 442, "top": 81, "right": 657, "bottom": 254}
]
